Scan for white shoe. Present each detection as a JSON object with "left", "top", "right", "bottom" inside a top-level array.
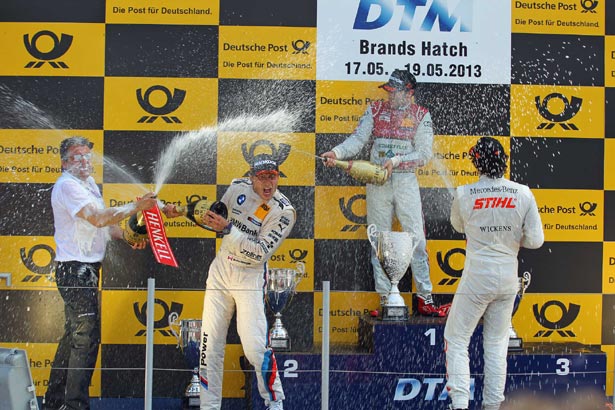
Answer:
[{"left": 268, "top": 399, "right": 284, "bottom": 410}]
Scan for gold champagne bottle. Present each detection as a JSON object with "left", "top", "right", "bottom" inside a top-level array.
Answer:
[
  {"left": 123, "top": 212, "right": 148, "bottom": 246},
  {"left": 175, "top": 199, "right": 228, "bottom": 232},
  {"left": 331, "top": 159, "right": 388, "bottom": 185}
]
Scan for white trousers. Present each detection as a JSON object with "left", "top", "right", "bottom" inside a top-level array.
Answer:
[
  {"left": 199, "top": 254, "right": 284, "bottom": 409},
  {"left": 444, "top": 260, "right": 517, "bottom": 410},
  {"left": 366, "top": 172, "right": 431, "bottom": 297}
]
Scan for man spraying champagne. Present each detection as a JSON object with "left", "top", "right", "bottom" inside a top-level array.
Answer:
[{"left": 321, "top": 68, "right": 447, "bottom": 317}]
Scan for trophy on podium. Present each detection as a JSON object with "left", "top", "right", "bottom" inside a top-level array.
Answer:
[
  {"left": 169, "top": 313, "right": 202, "bottom": 408},
  {"left": 266, "top": 262, "right": 305, "bottom": 351},
  {"left": 367, "top": 224, "right": 416, "bottom": 321},
  {"left": 509, "top": 271, "right": 532, "bottom": 352}
]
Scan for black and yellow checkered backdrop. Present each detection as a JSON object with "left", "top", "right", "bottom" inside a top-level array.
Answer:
[{"left": 0, "top": 0, "right": 614, "bottom": 400}]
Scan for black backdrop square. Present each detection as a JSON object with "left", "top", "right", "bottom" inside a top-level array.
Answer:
[
  {"left": 0, "top": 77, "right": 103, "bottom": 129},
  {"left": 105, "top": 25, "right": 219, "bottom": 78},
  {"left": 510, "top": 137, "right": 604, "bottom": 189},
  {"left": 512, "top": 33, "right": 604, "bottom": 86},
  {"left": 220, "top": 0, "right": 317, "bottom": 27},
  {"left": 217, "top": 79, "right": 315, "bottom": 133},
  {"left": 103, "top": 130, "right": 218, "bottom": 185},
  {"left": 518, "top": 242, "right": 602, "bottom": 293},
  {"left": 0, "top": 0, "right": 104, "bottom": 22},
  {"left": 417, "top": 83, "right": 510, "bottom": 137}
]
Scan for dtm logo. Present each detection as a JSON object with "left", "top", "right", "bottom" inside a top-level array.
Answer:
[
  {"left": 437, "top": 248, "right": 465, "bottom": 285},
  {"left": 241, "top": 140, "right": 290, "bottom": 178},
  {"left": 535, "top": 93, "right": 582, "bottom": 130},
  {"left": 339, "top": 194, "right": 367, "bottom": 232},
  {"left": 353, "top": 0, "right": 473, "bottom": 31},
  {"left": 473, "top": 197, "right": 516, "bottom": 210},
  {"left": 581, "top": 0, "right": 598, "bottom": 13},
  {"left": 24, "top": 30, "right": 73, "bottom": 69},
  {"left": 532, "top": 300, "right": 580, "bottom": 338},
  {"left": 133, "top": 299, "right": 183, "bottom": 336},
  {"left": 136, "top": 85, "right": 186, "bottom": 124},
  {"left": 20, "top": 244, "right": 56, "bottom": 282},
  {"left": 394, "top": 377, "right": 475, "bottom": 401}
]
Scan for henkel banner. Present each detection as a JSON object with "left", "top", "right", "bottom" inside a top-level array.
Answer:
[
  {"left": 143, "top": 206, "right": 179, "bottom": 268},
  {"left": 316, "top": 0, "right": 511, "bottom": 84}
]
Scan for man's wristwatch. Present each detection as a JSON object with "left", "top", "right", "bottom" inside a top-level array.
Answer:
[{"left": 221, "top": 222, "right": 233, "bottom": 235}]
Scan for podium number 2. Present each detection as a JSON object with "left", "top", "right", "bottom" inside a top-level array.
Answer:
[
  {"left": 283, "top": 359, "right": 299, "bottom": 378},
  {"left": 424, "top": 328, "right": 436, "bottom": 346},
  {"left": 556, "top": 358, "right": 570, "bottom": 375}
]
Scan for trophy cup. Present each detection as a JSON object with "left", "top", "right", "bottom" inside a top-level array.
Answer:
[
  {"left": 509, "top": 271, "right": 531, "bottom": 352},
  {"left": 266, "top": 262, "right": 305, "bottom": 351},
  {"left": 367, "top": 224, "right": 416, "bottom": 321},
  {"left": 169, "top": 313, "right": 202, "bottom": 408}
]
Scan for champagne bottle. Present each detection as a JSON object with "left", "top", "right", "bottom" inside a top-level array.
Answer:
[
  {"left": 331, "top": 159, "right": 388, "bottom": 185},
  {"left": 175, "top": 199, "right": 228, "bottom": 232},
  {"left": 123, "top": 212, "right": 148, "bottom": 246}
]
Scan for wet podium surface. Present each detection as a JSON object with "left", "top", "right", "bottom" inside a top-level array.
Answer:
[{"left": 245, "top": 314, "right": 607, "bottom": 410}]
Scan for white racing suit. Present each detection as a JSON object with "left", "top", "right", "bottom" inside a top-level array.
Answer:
[
  {"left": 199, "top": 178, "right": 296, "bottom": 410},
  {"left": 332, "top": 100, "right": 434, "bottom": 298},
  {"left": 444, "top": 175, "right": 544, "bottom": 410}
]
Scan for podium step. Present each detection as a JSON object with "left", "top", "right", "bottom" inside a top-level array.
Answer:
[{"left": 246, "top": 314, "right": 606, "bottom": 409}]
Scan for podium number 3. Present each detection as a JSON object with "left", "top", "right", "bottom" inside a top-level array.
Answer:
[
  {"left": 424, "top": 328, "right": 436, "bottom": 346},
  {"left": 556, "top": 358, "right": 570, "bottom": 375}
]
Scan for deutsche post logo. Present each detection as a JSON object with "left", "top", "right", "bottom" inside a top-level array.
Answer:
[
  {"left": 136, "top": 85, "right": 186, "bottom": 123},
  {"left": 24, "top": 30, "right": 73, "bottom": 69},
  {"left": 532, "top": 300, "right": 580, "bottom": 337},
  {"left": 133, "top": 299, "right": 183, "bottom": 336},
  {"left": 339, "top": 194, "right": 367, "bottom": 232},
  {"left": 291, "top": 39, "right": 311, "bottom": 54},
  {"left": 579, "top": 201, "right": 597, "bottom": 216},
  {"left": 580, "top": 0, "right": 598, "bottom": 13},
  {"left": 241, "top": 140, "right": 291, "bottom": 177},
  {"left": 289, "top": 249, "right": 308, "bottom": 264},
  {"left": 535, "top": 93, "right": 582, "bottom": 130},
  {"left": 20, "top": 244, "right": 56, "bottom": 282},
  {"left": 437, "top": 248, "right": 465, "bottom": 285}
]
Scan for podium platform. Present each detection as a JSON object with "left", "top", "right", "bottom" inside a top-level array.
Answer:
[{"left": 247, "top": 314, "right": 607, "bottom": 409}]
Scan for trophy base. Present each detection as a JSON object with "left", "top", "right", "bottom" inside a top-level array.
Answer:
[
  {"left": 381, "top": 305, "right": 409, "bottom": 321},
  {"left": 270, "top": 337, "right": 291, "bottom": 352},
  {"left": 508, "top": 337, "right": 524, "bottom": 352},
  {"left": 182, "top": 395, "right": 200, "bottom": 409}
]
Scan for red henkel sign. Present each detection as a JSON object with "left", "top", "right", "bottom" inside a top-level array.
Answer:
[{"left": 142, "top": 206, "right": 178, "bottom": 268}]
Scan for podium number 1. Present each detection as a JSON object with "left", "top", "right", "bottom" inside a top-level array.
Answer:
[{"left": 424, "top": 328, "right": 436, "bottom": 346}]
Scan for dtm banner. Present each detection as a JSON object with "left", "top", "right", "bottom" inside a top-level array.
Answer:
[{"left": 317, "top": 0, "right": 511, "bottom": 84}]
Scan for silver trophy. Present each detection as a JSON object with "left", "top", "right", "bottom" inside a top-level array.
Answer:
[
  {"left": 266, "top": 262, "right": 305, "bottom": 351},
  {"left": 367, "top": 224, "right": 416, "bottom": 321},
  {"left": 509, "top": 271, "right": 531, "bottom": 352},
  {"left": 169, "top": 313, "right": 202, "bottom": 408}
]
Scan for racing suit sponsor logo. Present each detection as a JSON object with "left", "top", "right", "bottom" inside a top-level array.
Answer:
[
  {"left": 240, "top": 248, "right": 263, "bottom": 261},
  {"left": 231, "top": 219, "right": 258, "bottom": 237},
  {"left": 200, "top": 332, "right": 209, "bottom": 389},
  {"left": 479, "top": 225, "right": 512, "bottom": 232},
  {"left": 469, "top": 186, "right": 518, "bottom": 194},
  {"left": 473, "top": 197, "right": 516, "bottom": 210},
  {"left": 248, "top": 216, "right": 263, "bottom": 226},
  {"left": 237, "top": 194, "right": 246, "bottom": 205}
]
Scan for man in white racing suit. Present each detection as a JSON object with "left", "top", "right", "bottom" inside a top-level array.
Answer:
[
  {"left": 444, "top": 137, "right": 544, "bottom": 410},
  {"left": 322, "top": 68, "right": 447, "bottom": 316},
  {"left": 163, "top": 154, "right": 295, "bottom": 410}
]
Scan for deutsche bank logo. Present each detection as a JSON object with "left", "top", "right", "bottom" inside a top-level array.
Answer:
[{"left": 353, "top": 0, "right": 474, "bottom": 31}]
